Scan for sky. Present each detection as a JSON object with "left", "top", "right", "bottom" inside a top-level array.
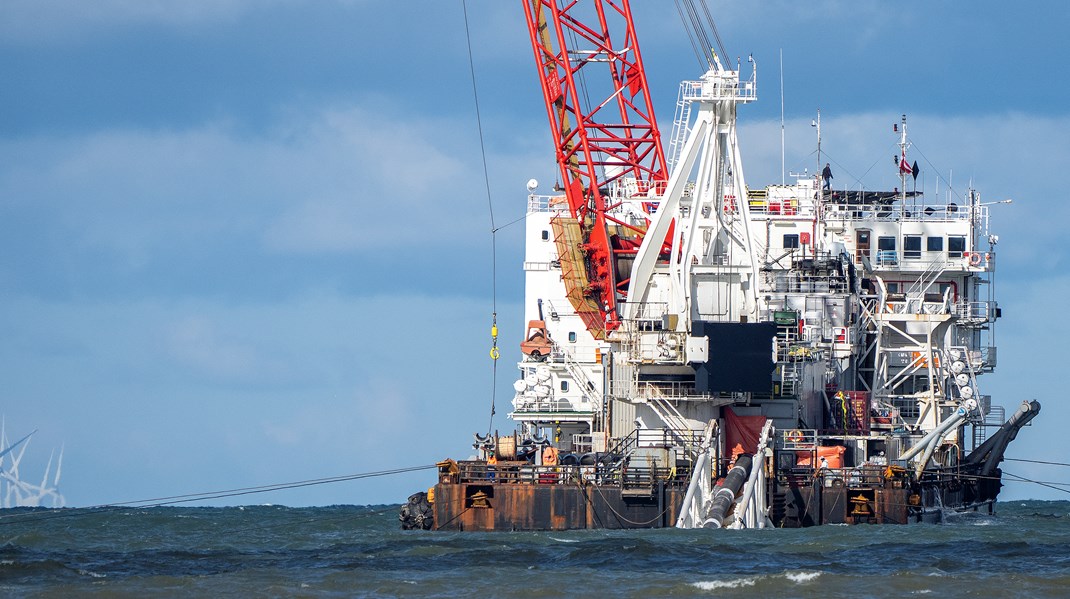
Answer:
[{"left": 1, "top": 0, "right": 1068, "bottom": 507}]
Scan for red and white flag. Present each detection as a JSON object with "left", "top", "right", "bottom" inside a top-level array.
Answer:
[{"left": 899, "top": 153, "right": 912, "bottom": 175}]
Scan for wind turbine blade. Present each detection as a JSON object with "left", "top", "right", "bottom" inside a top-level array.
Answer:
[
  {"left": 3, "top": 474, "right": 38, "bottom": 506},
  {"left": 10, "top": 437, "right": 31, "bottom": 479},
  {"left": 0, "top": 429, "right": 37, "bottom": 462},
  {"left": 53, "top": 445, "right": 64, "bottom": 487},
  {"left": 40, "top": 449, "right": 54, "bottom": 490}
]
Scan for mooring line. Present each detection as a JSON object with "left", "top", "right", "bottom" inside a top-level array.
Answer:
[
  {"left": 0, "top": 464, "right": 436, "bottom": 527},
  {"left": 1002, "top": 471, "right": 1070, "bottom": 496},
  {"left": 1005, "top": 458, "right": 1070, "bottom": 468}
]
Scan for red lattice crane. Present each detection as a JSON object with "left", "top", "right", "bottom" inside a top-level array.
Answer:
[{"left": 523, "top": 0, "right": 667, "bottom": 339}]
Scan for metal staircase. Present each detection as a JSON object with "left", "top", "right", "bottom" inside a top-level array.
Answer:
[
  {"left": 666, "top": 83, "right": 695, "bottom": 171},
  {"left": 972, "top": 404, "right": 1005, "bottom": 449},
  {"left": 560, "top": 346, "right": 601, "bottom": 411},
  {"left": 905, "top": 258, "right": 947, "bottom": 306},
  {"left": 645, "top": 385, "right": 701, "bottom": 459}
]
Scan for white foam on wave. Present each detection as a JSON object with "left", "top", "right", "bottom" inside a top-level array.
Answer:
[
  {"left": 549, "top": 536, "right": 580, "bottom": 543},
  {"left": 78, "top": 569, "right": 106, "bottom": 579},
  {"left": 785, "top": 571, "right": 822, "bottom": 583},
  {"left": 691, "top": 577, "right": 757, "bottom": 590}
]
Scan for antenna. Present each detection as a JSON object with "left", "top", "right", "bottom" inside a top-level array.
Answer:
[
  {"left": 898, "top": 114, "right": 909, "bottom": 203},
  {"left": 812, "top": 109, "right": 821, "bottom": 177},
  {"left": 780, "top": 48, "right": 785, "bottom": 185}
]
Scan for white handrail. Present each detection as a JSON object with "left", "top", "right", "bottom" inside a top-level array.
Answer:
[{"left": 728, "top": 420, "right": 775, "bottom": 529}]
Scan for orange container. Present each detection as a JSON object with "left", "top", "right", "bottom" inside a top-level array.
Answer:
[{"left": 796, "top": 445, "right": 846, "bottom": 468}]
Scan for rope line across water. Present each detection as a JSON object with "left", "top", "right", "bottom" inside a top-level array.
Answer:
[{"left": 0, "top": 464, "right": 437, "bottom": 526}]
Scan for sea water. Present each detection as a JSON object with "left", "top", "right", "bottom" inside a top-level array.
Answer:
[{"left": 1, "top": 500, "right": 1068, "bottom": 597}]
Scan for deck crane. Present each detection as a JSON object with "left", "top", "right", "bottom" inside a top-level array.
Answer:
[{"left": 522, "top": 0, "right": 668, "bottom": 339}]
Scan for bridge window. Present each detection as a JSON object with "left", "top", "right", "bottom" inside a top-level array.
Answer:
[
  {"left": 949, "top": 236, "right": 966, "bottom": 258},
  {"left": 877, "top": 236, "right": 897, "bottom": 265},
  {"left": 904, "top": 236, "right": 921, "bottom": 259},
  {"left": 927, "top": 236, "right": 943, "bottom": 252},
  {"left": 560, "top": 380, "right": 569, "bottom": 392}
]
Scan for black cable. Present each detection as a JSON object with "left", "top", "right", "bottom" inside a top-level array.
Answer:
[
  {"left": 0, "top": 465, "right": 436, "bottom": 527},
  {"left": 432, "top": 505, "right": 473, "bottom": 531},
  {"left": 1003, "top": 471, "right": 1070, "bottom": 495},
  {"left": 680, "top": 0, "right": 711, "bottom": 67},
  {"left": 680, "top": 0, "right": 707, "bottom": 64},
  {"left": 492, "top": 211, "right": 529, "bottom": 234},
  {"left": 697, "top": 0, "right": 729, "bottom": 64},
  {"left": 674, "top": 0, "right": 706, "bottom": 69},
  {"left": 460, "top": 0, "right": 499, "bottom": 435},
  {"left": 1006, "top": 458, "right": 1070, "bottom": 468},
  {"left": 907, "top": 141, "right": 960, "bottom": 200}
]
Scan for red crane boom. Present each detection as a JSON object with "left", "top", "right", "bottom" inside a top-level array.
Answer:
[{"left": 523, "top": 0, "right": 667, "bottom": 339}]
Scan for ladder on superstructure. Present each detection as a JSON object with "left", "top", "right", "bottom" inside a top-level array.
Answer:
[{"left": 667, "top": 82, "right": 695, "bottom": 171}]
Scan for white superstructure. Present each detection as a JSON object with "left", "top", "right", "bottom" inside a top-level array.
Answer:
[{"left": 510, "top": 59, "right": 1004, "bottom": 484}]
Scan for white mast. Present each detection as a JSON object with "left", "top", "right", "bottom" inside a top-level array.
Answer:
[
  {"left": 898, "top": 114, "right": 909, "bottom": 202},
  {"left": 814, "top": 108, "right": 821, "bottom": 179},
  {"left": 779, "top": 48, "right": 785, "bottom": 185},
  {"left": 626, "top": 54, "right": 759, "bottom": 324}
]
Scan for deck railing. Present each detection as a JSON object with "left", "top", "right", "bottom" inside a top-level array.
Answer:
[{"left": 449, "top": 460, "right": 692, "bottom": 488}]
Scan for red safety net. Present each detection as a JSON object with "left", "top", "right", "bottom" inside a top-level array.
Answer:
[{"left": 724, "top": 407, "right": 767, "bottom": 459}]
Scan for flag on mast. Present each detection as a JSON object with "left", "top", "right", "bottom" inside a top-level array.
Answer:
[{"left": 899, "top": 152, "right": 912, "bottom": 175}]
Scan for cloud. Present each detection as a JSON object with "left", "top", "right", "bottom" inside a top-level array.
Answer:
[
  {"left": 167, "top": 315, "right": 268, "bottom": 382},
  {"left": 737, "top": 112, "right": 1070, "bottom": 272},
  {"left": 0, "top": 290, "right": 521, "bottom": 505},
  {"left": 977, "top": 273, "right": 1068, "bottom": 500},
  {"left": 0, "top": 0, "right": 300, "bottom": 44},
  {"left": 3, "top": 0, "right": 1065, "bottom": 507},
  {"left": 0, "top": 104, "right": 494, "bottom": 269},
  {"left": 260, "top": 107, "right": 479, "bottom": 253}
]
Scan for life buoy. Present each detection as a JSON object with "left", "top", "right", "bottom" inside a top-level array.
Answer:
[
  {"left": 786, "top": 430, "right": 804, "bottom": 443},
  {"left": 542, "top": 446, "right": 558, "bottom": 466},
  {"left": 969, "top": 252, "right": 981, "bottom": 267}
]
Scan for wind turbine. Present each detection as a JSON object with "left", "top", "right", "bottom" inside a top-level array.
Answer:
[{"left": 0, "top": 421, "right": 65, "bottom": 508}]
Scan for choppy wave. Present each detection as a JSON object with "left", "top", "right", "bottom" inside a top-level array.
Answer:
[
  {"left": 691, "top": 570, "right": 820, "bottom": 592},
  {"left": 785, "top": 570, "right": 821, "bottom": 583},
  {"left": 0, "top": 501, "right": 1067, "bottom": 596},
  {"left": 692, "top": 576, "right": 757, "bottom": 590}
]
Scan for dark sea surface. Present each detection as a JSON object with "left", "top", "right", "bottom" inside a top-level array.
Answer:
[{"left": 1, "top": 500, "right": 1068, "bottom": 597}]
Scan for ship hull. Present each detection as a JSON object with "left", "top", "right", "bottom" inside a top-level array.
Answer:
[
  {"left": 432, "top": 480, "right": 685, "bottom": 531},
  {"left": 426, "top": 469, "right": 997, "bottom": 531}
]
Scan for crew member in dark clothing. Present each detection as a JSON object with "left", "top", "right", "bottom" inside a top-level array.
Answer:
[{"left": 822, "top": 162, "right": 833, "bottom": 190}]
